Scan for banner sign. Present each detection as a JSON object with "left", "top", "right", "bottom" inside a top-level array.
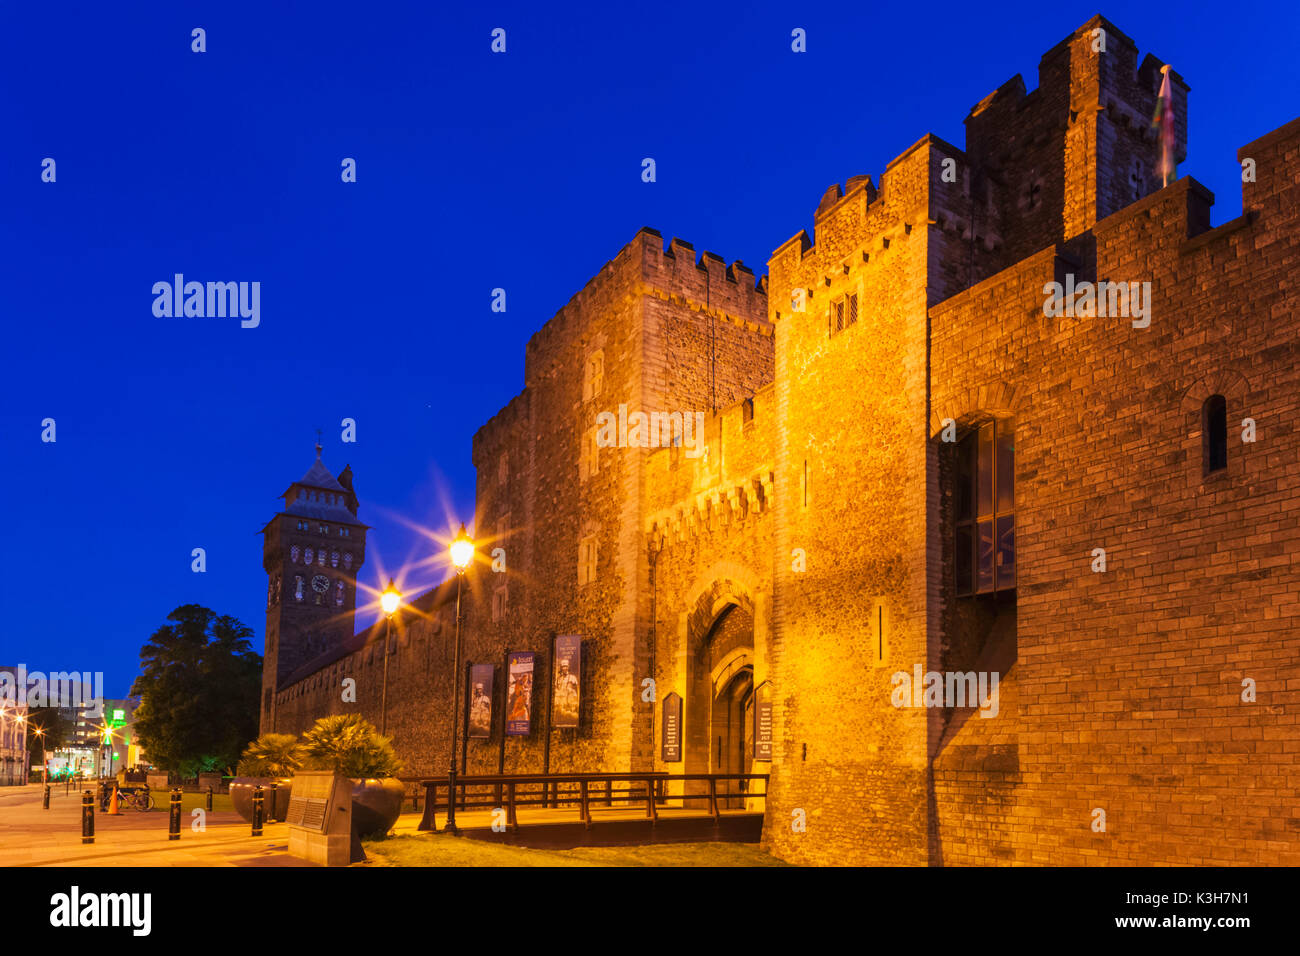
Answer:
[
  {"left": 468, "top": 663, "right": 494, "bottom": 739},
  {"left": 662, "top": 692, "right": 682, "bottom": 763},
  {"left": 506, "top": 651, "right": 535, "bottom": 736},
  {"left": 552, "top": 635, "right": 581, "bottom": 729}
]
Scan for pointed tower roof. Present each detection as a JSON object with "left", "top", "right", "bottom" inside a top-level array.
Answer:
[
  {"left": 270, "top": 441, "right": 368, "bottom": 528},
  {"left": 298, "top": 456, "right": 346, "bottom": 492}
]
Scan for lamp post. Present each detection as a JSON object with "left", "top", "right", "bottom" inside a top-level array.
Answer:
[
  {"left": 15, "top": 714, "right": 26, "bottom": 785},
  {"left": 379, "top": 578, "right": 402, "bottom": 736},
  {"left": 34, "top": 727, "right": 45, "bottom": 785},
  {"left": 446, "top": 523, "right": 475, "bottom": 834}
]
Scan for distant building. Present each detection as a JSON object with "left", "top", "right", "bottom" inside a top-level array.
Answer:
[{"left": 0, "top": 667, "right": 30, "bottom": 785}]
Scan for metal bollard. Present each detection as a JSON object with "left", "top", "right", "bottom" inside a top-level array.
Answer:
[
  {"left": 168, "top": 789, "right": 181, "bottom": 841},
  {"left": 268, "top": 781, "right": 279, "bottom": 822},
  {"left": 205, "top": 786, "right": 213, "bottom": 812},
  {"left": 251, "top": 785, "right": 265, "bottom": 836},
  {"left": 43, "top": 784, "right": 51, "bottom": 809},
  {"left": 81, "top": 791, "right": 94, "bottom": 844}
]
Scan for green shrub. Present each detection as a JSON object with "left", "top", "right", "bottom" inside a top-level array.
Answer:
[
  {"left": 235, "top": 733, "right": 305, "bottom": 777},
  {"left": 300, "top": 714, "right": 404, "bottom": 778}
]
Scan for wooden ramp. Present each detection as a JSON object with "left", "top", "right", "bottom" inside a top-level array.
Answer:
[{"left": 405, "top": 772, "right": 767, "bottom": 849}]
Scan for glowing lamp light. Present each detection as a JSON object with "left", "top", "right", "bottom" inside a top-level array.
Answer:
[
  {"left": 380, "top": 578, "right": 402, "bottom": 617},
  {"left": 450, "top": 523, "right": 474, "bottom": 572}
]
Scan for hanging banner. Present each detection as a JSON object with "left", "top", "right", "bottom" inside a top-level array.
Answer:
[
  {"left": 552, "top": 635, "right": 581, "bottom": 729},
  {"left": 662, "top": 692, "right": 682, "bottom": 763},
  {"left": 468, "top": 663, "right": 494, "bottom": 739},
  {"left": 506, "top": 651, "right": 535, "bottom": 736},
  {"left": 753, "top": 681, "right": 772, "bottom": 761}
]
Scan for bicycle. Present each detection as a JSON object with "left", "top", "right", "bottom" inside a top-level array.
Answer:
[{"left": 100, "top": 785, "right": 155, "bottom": 812}]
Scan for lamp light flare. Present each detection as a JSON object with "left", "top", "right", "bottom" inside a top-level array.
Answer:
[
  {"left": 450, "top": 523, "right": 474, "bottom": 571},
  {"left": 380, "top": 578, "right": 402, "bottom": 617}
]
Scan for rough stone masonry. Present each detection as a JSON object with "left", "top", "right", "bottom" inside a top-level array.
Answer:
[{"left": 260, "top": 15, "right": 1300, "bottom": 865}]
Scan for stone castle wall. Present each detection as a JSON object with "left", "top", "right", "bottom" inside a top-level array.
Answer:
[{"left": 264, "top": 15, "right": 1300, "bottom": 865}]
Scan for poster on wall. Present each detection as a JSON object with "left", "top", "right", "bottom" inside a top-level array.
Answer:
[
  {"left": 662, "top": 692, "right": 682, "bottom": 763},
  {"left": 552, "top": 635, "right": 582, "bottom": 729},
  {"left": 505, "top": 651, "right": 535, "bottom": 736},
  {"left": 468, "top": 663, "right": 494, "bottom": 739},
  {"left": 753, "top": 681, "right": 772, "bottom": 761}
]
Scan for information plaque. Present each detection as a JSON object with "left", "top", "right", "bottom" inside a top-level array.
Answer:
[
  {"left": 753, "top": 682, "right": 772, "bottom": 761},
  {"left": 662, "top": 692, "right": 682, "bottom": 763},
  {"left": 286, "top": 772, "right": 364, "bottom": 866}
]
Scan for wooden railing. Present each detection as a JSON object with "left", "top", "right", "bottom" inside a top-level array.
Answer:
[{"left": 402, "top": 772, "right": 769, "bottom": 833}]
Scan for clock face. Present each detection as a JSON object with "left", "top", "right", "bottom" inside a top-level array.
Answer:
[{"left": 311, "top": 575, "right": 330, "bottom": 594}]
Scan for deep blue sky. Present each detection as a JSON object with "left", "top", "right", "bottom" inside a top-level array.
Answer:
[{"left": 2, "top": 1, "right": 1296, "bottom": 697}]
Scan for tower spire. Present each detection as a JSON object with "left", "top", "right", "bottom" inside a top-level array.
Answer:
[{"left": 315, "top": 428, "right": 323, "bottom": 459}]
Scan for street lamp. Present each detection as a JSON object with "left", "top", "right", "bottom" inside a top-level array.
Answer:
[
  {"left": 446, "top": 522, "right": 474, "bottom": 834},
  {"left": 379, "top": 578, "right": 402, "bottom": 736}
]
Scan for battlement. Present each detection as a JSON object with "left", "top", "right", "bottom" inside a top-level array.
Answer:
[
  {"left": 968, "top": 15, "right": 1187, "bottom": 154},
  {"left": 774, "top": 15, "right": 1194, "bottom": 304},
  {"left": 523, "top": 227, "right": 770, "bottom": 384},
  {"left": 641, "top": 232, "right": 769, "bottom": 328},
  {"left": 472, "top": 388, "right": 530, "bottom": 461},
  {"left": 770, "top": 133, "right": 953, "bottom": 302}
]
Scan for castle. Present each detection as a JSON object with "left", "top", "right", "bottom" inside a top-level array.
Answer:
[{"left": 259, "top": 16, "right": 1300, "bottom": 865}]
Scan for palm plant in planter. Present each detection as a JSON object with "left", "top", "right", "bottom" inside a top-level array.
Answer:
[
  {"left": 300, "top": 714, "right": 405, "bottom": 838},
  {"left": 231, "top": 733, "right": 304, "bottom": 823}
]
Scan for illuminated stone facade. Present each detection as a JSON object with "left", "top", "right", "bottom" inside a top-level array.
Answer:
[{"left": 263, "top": 16, "right": 1300, "bottom": 865}]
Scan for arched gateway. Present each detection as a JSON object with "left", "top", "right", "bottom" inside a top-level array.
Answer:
[{"left": 680, "top": 574, "right": 764, "bottom": 810}]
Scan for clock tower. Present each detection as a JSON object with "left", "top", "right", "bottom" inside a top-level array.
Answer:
[{"left": 259, "top": 444, "right": 368, "bottom": 733}]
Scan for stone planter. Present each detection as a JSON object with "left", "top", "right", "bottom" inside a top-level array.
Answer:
[
  {"left": 350, "top": 777, "right": 404, "bottom": 838},
  {"left": 229, "top": 777, "right": 293, "bottom": 822}
]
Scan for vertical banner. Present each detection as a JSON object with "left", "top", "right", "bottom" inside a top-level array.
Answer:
[
  {"left": 468, "top": 664, "right": 494, "bottom": 739},
  {"left": 552, "top": 635, "right": 581, "bottom": 729},
  {"left": 505, "top": 651, "right": 535, "bottom": 736},
  {"left": 662, "top": 692, "right": 682, "bottom": 763},
  {"left": 753, "top": 681, "right": 772, "bottom": 761}
]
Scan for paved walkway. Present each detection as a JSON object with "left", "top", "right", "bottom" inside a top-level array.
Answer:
[{"left": 0, "top": 784, "right": 315, "bottom": 866}]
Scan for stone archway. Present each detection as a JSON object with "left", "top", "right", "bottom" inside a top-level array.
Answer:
[
  {"left": 711, "top": 658, "right": 754, "bottom": 808},
  {"left": 684, "top": 600, "right": 755, "bottom": 799}
]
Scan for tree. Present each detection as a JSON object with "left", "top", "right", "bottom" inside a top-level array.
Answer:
[{"left": 130, "top": 605, "right": 262, "bottom": 776}]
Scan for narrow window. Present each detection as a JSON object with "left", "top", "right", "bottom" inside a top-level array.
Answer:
[
  {"left": 954, "top": 419, "right": 1015, "bottom": 596},
  {"left": 584, "top": 351, "right": 604, "bottom": 401},
  {"left": 578, "top": 536, "right": 598, "bottom": 586},
  {"left": 1203, "top": 394, "right": 1227, "bottom": 475},
  {"left": 847, "top": 293, "right": 859, "bottom": 326}
]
